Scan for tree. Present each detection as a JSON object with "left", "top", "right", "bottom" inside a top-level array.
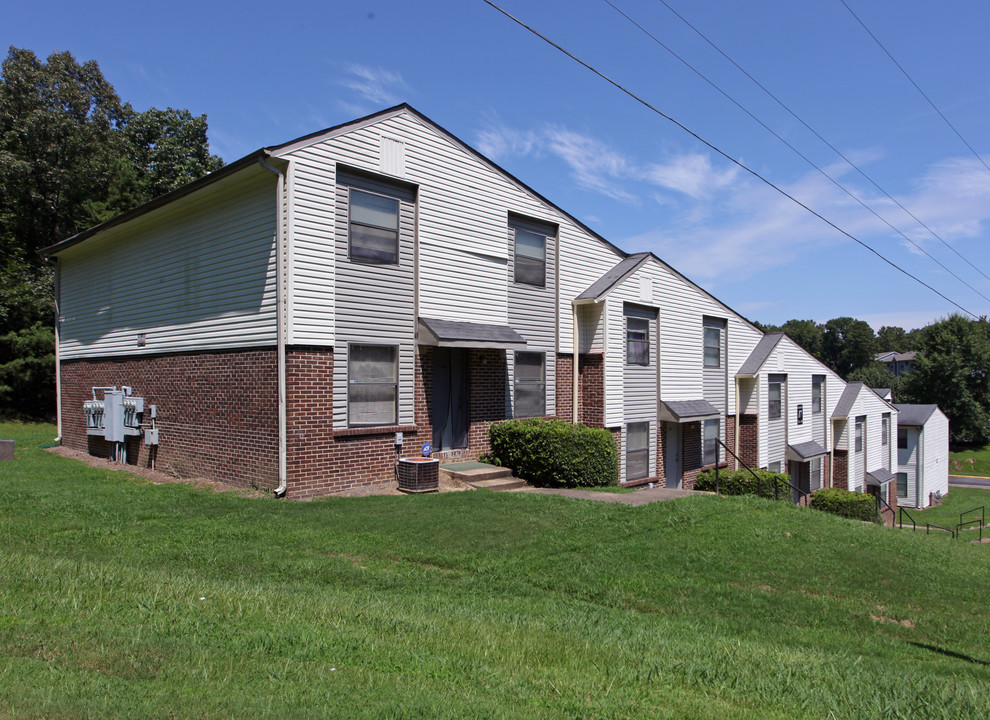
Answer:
[
  {"left": 780, "top": 319, "right": 823, "bottom": 359},
  {"left": 848, "top": 362, "right": 902, "bottom": 399},
  {"left": 0, "top": 46, "right": 223, "bottom": 419},
  {"left": 875, "top": 325, "right": 907, "bottom": 353},
  {"left": 902, "top": 315, "right": 990, "bottom": 445},
  {"left": 821, "top": 317, "right": 876, "bottom": 378}
]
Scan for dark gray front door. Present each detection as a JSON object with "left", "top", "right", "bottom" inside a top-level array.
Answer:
[
  {"left": 792, "top": 462, "right": 810, "bottom": 504},
  {"left": 433, "top": 348, "right": 469, "bottom": 451}
]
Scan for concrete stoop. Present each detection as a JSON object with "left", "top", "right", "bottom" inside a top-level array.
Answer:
[{"left": 439, "top": 463, "right": 528, "bottom": 491}]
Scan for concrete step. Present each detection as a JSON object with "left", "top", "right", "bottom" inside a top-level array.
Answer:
[{"left": 439, "top": 464, "right": 528, "bottom": 491}]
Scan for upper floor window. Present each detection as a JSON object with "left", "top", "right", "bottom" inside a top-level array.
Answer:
[
  {"left": 812, "top": 376, "right": 823, "bottom": 414},
  {"left": 514, "top": 352, "right": 546, "bottom": 417},
  {"left": 510, "top": 214, "right": 555, "bottom": 288},
  {"left": 349, "top": 189, "right": 399, "bottom": 263},
  {"left": 703, "top": 317, "right": 724, "bottom": 368},
  {"left": 897, "top": 428, "right": 908, "bottom": 449},
  {"left": 348, "top": 344, "right": 398, "bottom": 427},
  {"left": 882, "top": 413, "right": 890, "bottom": 446},
  {"left": 897, "top": 472, "right": 908, "bottom": 498},
  {"left": 624, "top": 304, "right": 655, "bottom": 366},
  {"left": 854, "top": 416, "right": 865, "bottom": 453},
  {"left": 768, "top": 375, "right": 784, "bottom": 420}
]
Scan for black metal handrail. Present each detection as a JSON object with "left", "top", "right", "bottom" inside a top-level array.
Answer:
[
  {"left": 714, "top": 439, "right": 810, "bottom": 506},
  {"left": 956, "top": 518, "right": 984, "bottom": 542},
  {"left": 875, "top": 494, "right": 894, "bottom": 522},
  {"left": 926, "top": 523, "right": 956, "bottom": 539},
  {"left": 956, "top": 505, "right": 985, "bottom": 542},
  {"left": 959, "top": 505, "right": 985, "bottom": 528},
  {"left": 898, "top": 507, "right": 917, "bottom": 531}
]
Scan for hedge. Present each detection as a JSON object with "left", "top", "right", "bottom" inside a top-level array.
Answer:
[
  {"left": 809, "top": 487, "right": 882, "bottom": 524},
  {"left": 695, "top": 467, "right": 795, "bottom": 501},
  {"left": 486, "top": 418, "right": 618, "bottom": 488}
]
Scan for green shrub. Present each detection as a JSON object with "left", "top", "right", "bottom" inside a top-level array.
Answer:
[
  {"left": 487, "top": 418, "right": 618, "bottom": 488},
  {"left": 810, "top": 487, "right": 882, "bottom": 524},
  {"left": 695, "top": 467, "right": 794, "bottom": 501}
]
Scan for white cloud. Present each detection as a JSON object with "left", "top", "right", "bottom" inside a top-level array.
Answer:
[
  {"left": 338, "top": 64, "right": 408, "bottom": 109},
  {"left": 641, "top": 153, "right": 740, "bottom": 199},
  {"left": 544, "top": 126, "right": 635, "bottom": 201}
]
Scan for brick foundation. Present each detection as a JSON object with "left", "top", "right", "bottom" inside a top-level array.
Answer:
[
  {"left": 555, "top": 353, "right": 605, "bottom": 428},
  {"left": 735, "top": 414, "right": 759, "bottom": 468},
  {"left": 61, "top": 349, "right": 280, "bottom": 491},
  {"left": 832, "top": 450, "right": 849, "bottom": 490}
]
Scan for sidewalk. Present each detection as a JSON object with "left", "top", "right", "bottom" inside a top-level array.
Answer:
[{"left": 517, "top": 485, "right": 703, "bottom": 505}]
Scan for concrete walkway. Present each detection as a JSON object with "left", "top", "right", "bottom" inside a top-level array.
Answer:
[{"left": 517, "top": 485, "right": 703, "bottom": 505}]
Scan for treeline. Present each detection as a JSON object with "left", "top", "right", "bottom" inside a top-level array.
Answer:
[
  {"left": 0, "top": 47, "right": 224, "bottom": 419},
  {"left": 756, "top": 316, "right": 990, "bottom": 445}
]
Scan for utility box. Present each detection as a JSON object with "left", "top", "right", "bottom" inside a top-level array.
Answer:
[
  {"left": 0, "top": 439, "right": 13, "bottom": 461},
  {"left": 144, "top": 428, "right": 159, "bottom": 446},
  {"left": 84, "top": 387, "right": 147, "bottom": 442}
]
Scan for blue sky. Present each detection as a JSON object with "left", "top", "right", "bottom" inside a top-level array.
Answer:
[{"left": 9, "top": 0, "right": 990, "bottom": 332}]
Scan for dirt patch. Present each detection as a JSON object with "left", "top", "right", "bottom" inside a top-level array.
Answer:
[
  {"left": 46, "top": 445, "right": 473, "bottom": 499},
  {"left": 870, "top": 613, "right": 915, "bottom": 628}
]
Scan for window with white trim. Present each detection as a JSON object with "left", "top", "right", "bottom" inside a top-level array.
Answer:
[
  {"left": 811, "top": 457, "right": 822, "bottom": 490},
  {"left": 854, "top": 416, "right": 865, "bottom": 453},
  {"left": 349, "top": 189, "right": 399, "bottom": 263},
  {"left": 768, "top": 375, "right": 785, "bottom": 420},
  {"left": 348, "top": 344, "right": 398, "bottom": 426},
  {"left": 703, "top": 318, "right": 724, "bottom": 368},
  {"left": 514, "top": 352, "right": 546, "bottom": 418},
  {"left": 703, "top": 418, "right": 719, "bottom": 466},
  {"left": 626, "top": 422, "right": 650, "bottom": 481}
]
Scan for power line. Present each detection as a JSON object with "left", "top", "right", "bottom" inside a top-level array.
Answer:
[
  {"left": 652, "top": 0, "right": 990, "bottom": 285},
  {"left": 601, "top": 0, "right": 990, "bottom": 305},
  {"left": 839, "top": 0, "right": 990, "bottom": 178},
  {"left": 481, "top": 0, "right": 979, "bottom": 319}
]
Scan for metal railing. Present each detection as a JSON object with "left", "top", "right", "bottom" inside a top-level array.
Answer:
[
  {"left": 875, "top": 494, "right": 894, "bottom": 523},
  {"left": 898, "top": 507, "right": 917, "bottom": 531},
  {"left": 926, "top": 523, "right": 956, "bottom": 539},
  {"left": 714, "top": 439, "right": 811, "bottom": 506},
  {"left": 957, "top": 505, "right": 985, "bottom": 541}
]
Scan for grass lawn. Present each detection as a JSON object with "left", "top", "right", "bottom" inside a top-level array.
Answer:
[
  {"left": 900, "top": 486, "right": 990, "bottom": 541},
  {"left": 949, "top": 444, "right": 990, "bottom": 477},
  {"left": 1, "top": 422, "right": 989, "bottom": 719}
]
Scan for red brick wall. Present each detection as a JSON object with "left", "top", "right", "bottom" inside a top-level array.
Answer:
[
  {"left": 681, "top": 421, "right": 704, "bottom": 489},
  {"left": 833, "top": 450, "right": 849, "bottom": 490},
  {"left": 735, "top": 415, "right": 759, "bottom": 468},
  {"left": 579, "top": 354, "right": 605, "bottom": 428},
  {"left": 61, "top": 349, "right": 280, "bottom": 490},
  {"left": 555, "top": 354, "right": 573, "bottom": 422}
]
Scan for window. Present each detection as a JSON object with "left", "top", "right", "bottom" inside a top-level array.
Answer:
[
  {"left": 349, "top": 189, "right": 399, "bottom": 263},
  {"left": 898, "top": 428, "right": 908, "bottom": 449},
  {"left": 348, "top": 345, "right": 398, "bottom": 426},
  {"left": 703, "top": 326, "right": 721, "bottom": 368},
  {"left": 768, "top": 461, "right": 782, "bottom": 473},
  {"left": 768, "top": 375, "right": 784, "bottom": 420},
  {"left": 513, "top": 228, "right": 546, "bottom": 287},
  {"left": 812, "top": 376, "right": 823, "bottom": 414},
  {"left": 811, "top": 457, "right": 822, "bottom": 490},
  {"left": 854, "top": 416, "right": 865, "bottom": 453},
  {"left": 626, "top": 422, "right": 650, "bottom": 481},
  {"left": 627, "top": 318, "right": 649, "bottom": 365},
  {"left": 514, "top": 352, "right": 546, "bottom": 417},
  {"left": 882, "top": 413, "right": 890, "bottom": 446},
  {"left": 897, "top": 472, "right": 908, "bottom": 498},
  {"left": 703, "top": 419, "right": 719, "bottom": 466}
]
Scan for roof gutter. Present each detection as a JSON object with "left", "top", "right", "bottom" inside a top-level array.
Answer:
[{"left": 258, "top": 155, "right": 288, "bottom": 498}]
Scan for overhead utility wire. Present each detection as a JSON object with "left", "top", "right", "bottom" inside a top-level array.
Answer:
[
  {"left": 653, "top": 0, "right": 990, "bottom": 285},
  {"left": 602, "top": 0, "right": 990, "bottom": 305},
  {"left": 839, "top": 0, "right": 990, "bottom": 179},
  {"left": 481, "top": 0, "right": 978, "bottom": 319}
]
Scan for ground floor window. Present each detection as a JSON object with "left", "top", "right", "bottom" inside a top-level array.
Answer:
[
  {"left": 811, "top": 457, "right": 822, "bottom": 490},
  {"left": 768, "top": 461, "right": 782, "bottom": 473},
  {"left": 514, "top": 351, "right": 546, "bottom": 418},
  {"left": 348, "top": 344, "right": 398, "bottom": 426},
  {"left": 703, "top": 419, "right": 719, "bottom": 466},
  {"left": 897, "top": 472, "right": 908, "bottom": 498},
  {"left": 626, "top": 422, "right": 650, "bottom": 481}
]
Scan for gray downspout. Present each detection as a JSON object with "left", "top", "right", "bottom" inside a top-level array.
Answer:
[
  {"left": 572, "top": 304, "right": 579, "bottom": 424},
  {"left": 259, "top": 156, "right": 288, "bottom": 498},
  {"left": 53, "top": 258, "right": 62, "bottom": 443}
]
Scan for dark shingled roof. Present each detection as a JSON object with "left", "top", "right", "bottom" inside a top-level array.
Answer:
[
  {"left": 737, "top": 333, "right": 784, "bottom": 376},
  {"left": 787, "top": 440, "right": 828, "bottom": 460},
  {"left": 574, "top": 254, "right": 651, "bottom": 301},
  {"left": 894, "top": 404, "right": 939, "bottom": 426},
  {"left": 659, "top": 400, "right": 721, "bottom": 423},
  {"left": 418, "top": 317, "right": 526, "bottom": 348},
  {"left": 832, "top": 382, "right": 864, "bottom": 418},
  {"left": 866, "top": 468, "right": 895, "bottom": 486}
]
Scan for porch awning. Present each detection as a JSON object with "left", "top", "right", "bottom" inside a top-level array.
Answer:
[
  {"left": 417, "top": 317, "right": 528, "bottom": 349},
  {"left": 786, "top": 440, "right": 828, "bottom": 462},
  {"left": 659, "top": 400, "right": 721, "bottom": 423},
  {"left": 866, "top": 469, "right": 895, "bottom": 487}
]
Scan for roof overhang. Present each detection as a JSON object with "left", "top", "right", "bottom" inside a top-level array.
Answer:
[
  {"left": 659, "top": 400, "right": 721, "bottom": 423},
  {"left": 866, "top": 469, "right": 895, "bottom": 487},
  {"left": 417, "top": 317, "right": 527, "bottom": 349},
  {"left": 786, "top": 440, "right": 828, "bottom": 462}
]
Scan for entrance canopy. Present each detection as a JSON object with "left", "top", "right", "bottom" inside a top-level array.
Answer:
[
  {"left": 659, "top": 400, "right": 720, "bottom": 423},
  {"left": 786, "top": 440, "right": 828, "bottom": 462},
  {"left": 418, "top": 317, "right": 527, "bottom": 349},
  {"left": 866, "top": 468, "right": 895, "bottom": 487}
]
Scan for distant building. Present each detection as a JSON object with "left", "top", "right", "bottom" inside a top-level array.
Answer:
[{"left": 875, "top": 351, "right": 917, "bottom": 376}]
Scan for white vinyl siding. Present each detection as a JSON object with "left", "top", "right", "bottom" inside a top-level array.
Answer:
[
  {"left": 897, "top": 427, "right": 920, "bottom": 507},
  {"left": 58, "top": 168, "right": 279, "bottom": 358},
  {"left": 766, "top": 375, "right": 787, "bottom": 469}
]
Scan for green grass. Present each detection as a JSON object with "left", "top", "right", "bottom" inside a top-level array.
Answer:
[
  {"left": 901, "top": 486, "right": 990, "bottom": 541},
  {"left": 1, "top": 422, "right": 989, "bottom": 719},
  {"left": 950, "top": 444, "right": 990, "bottom": 477}
]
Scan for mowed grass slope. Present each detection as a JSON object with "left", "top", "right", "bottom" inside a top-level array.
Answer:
[{"left": 1, "top": 423, "right": 988, "bottom": 719}]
